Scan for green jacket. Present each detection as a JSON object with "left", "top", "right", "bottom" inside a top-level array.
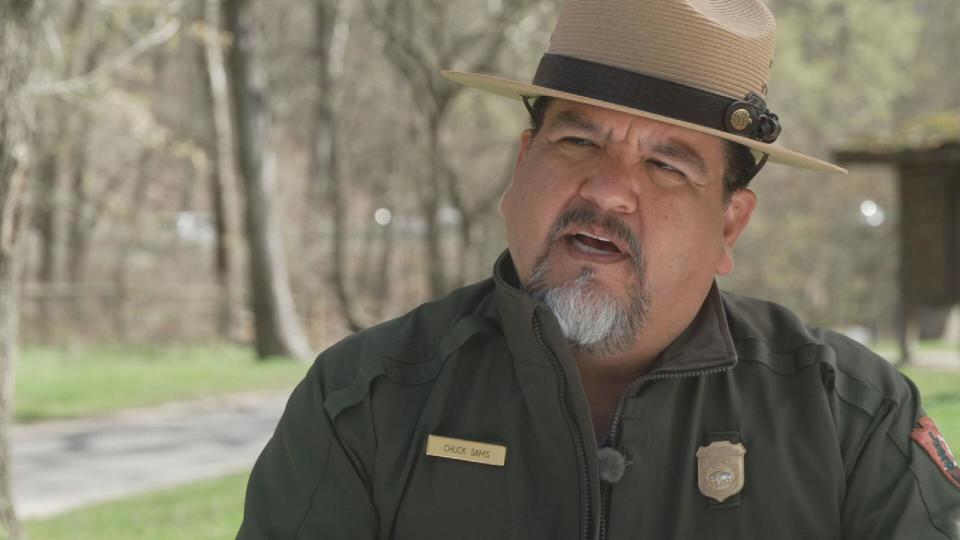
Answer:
[{"left": 238, "top": 253, "right": 960, "bottom": 539}]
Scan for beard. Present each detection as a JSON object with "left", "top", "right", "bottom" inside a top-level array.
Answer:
[{"left": 523, "top": 206, "right": 650, "bottom": 356}]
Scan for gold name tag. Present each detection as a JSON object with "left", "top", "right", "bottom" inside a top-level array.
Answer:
[{"left": 425, "top": 435, "right": 507, "bottom": 467}]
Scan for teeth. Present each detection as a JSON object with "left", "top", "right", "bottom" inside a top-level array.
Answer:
[
  {"left": 578, "top": 231, "right": 612, "bottom": 242},
  {"left": 572, "top": 236, "right": 611, "bottom": 255}
]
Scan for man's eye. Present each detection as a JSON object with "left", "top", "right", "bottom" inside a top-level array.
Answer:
[
  {"left": 560, "top": 137, "right": 594, "bottom": 146},
  {"left": 649, "top": 159, "right": 685, "bottom": 176}
]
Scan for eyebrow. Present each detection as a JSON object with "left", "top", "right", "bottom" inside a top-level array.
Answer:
[
  {"left": 548, "top": 109, "right": 712, "bottom": 175},
  {"left": 651, "top": 140, "right": 708, "bottom": 176},
  {"left": 549, "top": 109, "right": 603, "bottom": 135}
]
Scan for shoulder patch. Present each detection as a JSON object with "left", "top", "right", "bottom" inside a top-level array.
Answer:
[{"left": 911, "top": 416, "right": 960, "bottom": 490}]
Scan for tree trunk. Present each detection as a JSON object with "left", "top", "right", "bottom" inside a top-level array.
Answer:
[
  {"left": 201, "top": 0, "right": 240, "bottom": 341},
  {"left": 309, "top": 0, "right": 362, "bottom": 332},
  {"left": 370, "top": 216, "right": 394, "bottom": 320},
  {"left": 0, "top": 2, "right": 38, "bottom": 537},
  {"left": 33, "top": 126, "right": 60, "bottom": 342},
  {"left": 64, "top": 30, "right": 108, "bottom": 287},
  {"left": 422, "top": 113, "right": 445, "bottom": 298},
  {"left": 66, "top": 129, "right": 90, "bottom": 283},
  {"left": 112, "top": 150, "right": 154, "bottom": 341},
  {"left": 223, "top": 0, "right": 311, "bottom": 360}
]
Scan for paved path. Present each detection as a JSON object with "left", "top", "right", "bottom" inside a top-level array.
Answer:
[{"left": 12, "top": 391, "right": 288, "bottom": 519}]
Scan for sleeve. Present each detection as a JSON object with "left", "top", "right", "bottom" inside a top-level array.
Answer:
[
  {"left": 841, "top": 373, "right": 960, "bottom": 539},
  {"left": 236, "top": 361, "right": 379, "bottom": 539}
]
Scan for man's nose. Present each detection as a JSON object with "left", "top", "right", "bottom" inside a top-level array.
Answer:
[{"left": 577, "top": 152, "right": 639, "bottom": 214}]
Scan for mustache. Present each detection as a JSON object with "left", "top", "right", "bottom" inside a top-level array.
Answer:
[{"left": 541, "top": 206, "right": 644, "bottom": 270}]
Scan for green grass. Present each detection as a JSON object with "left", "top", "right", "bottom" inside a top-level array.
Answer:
[
  {"left": 24, "top": 472, "right": 249, "bottom": 540},
  {"left": 901, "top": 367, "right": 960, "bottom": 449},
  {"left": 874, "top": 339, "right": 960, "bottom": 358},
  {"left": 15, "top": 344, "right": 308, "bottom": 423}
]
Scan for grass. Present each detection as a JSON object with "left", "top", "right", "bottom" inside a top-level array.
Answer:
[
  {"left": 14, "top": 344, "right": 308, "bottom": 423},
  {"left": 874, "top": 339, "right": 960, "bottom": 358},
  {"left": 24, "top": 472, "right": 249, "bottom": 540},
  {"left": 901, "top": 367, "right": 960, "bottom": 449}
]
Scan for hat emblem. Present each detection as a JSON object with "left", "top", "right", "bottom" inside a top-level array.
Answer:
[{"left": 729, "top": 109, "right": 753, "bottom": 132}]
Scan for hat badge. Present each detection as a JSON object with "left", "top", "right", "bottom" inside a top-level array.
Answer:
[
  {"left": 729, "top": 108, "right": 753, "bottom": 132},
  {"left": 696, "top": 440, "right": 747, "bottom": 503}
]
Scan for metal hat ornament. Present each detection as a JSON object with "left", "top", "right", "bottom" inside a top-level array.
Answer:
[{"left": 442, "top": 0, "right": 847, "bottom": 175}]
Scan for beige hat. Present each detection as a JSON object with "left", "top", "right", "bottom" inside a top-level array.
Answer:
[{"left": 442, "top": 0, "right": 847, "bottom": 175}]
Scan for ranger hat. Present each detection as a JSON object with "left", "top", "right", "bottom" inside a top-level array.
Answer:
[{"left": 442, "top": 0, "right": 847, "bottom": 175}]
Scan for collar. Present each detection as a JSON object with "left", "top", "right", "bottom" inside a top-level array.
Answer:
[{"left": 492, "top": 250, "right": 738, "bottom": 376}]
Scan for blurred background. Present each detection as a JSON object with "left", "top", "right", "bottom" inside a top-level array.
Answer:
[{"left": 0, "top": 0, "right": 957, "bottom": 538}]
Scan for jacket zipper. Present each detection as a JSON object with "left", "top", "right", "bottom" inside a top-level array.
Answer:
[
  {"left": 598, "top": 365, "right": 731, "bottom": 540},
  {"left": 533, "top": 317, "right": 594, "bottom": 540}
]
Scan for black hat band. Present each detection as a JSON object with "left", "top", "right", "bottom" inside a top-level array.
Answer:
[{"left": 531, "top": 53, "right": 781, "bottom": 144}]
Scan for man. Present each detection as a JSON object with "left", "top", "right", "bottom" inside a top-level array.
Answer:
[{"left": 238, "top": 0, "right": 960, "bottom": 538}]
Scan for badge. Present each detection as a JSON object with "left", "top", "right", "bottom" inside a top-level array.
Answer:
[
  {"left": 425, "top": 435, "right": 507, "bottom": 467},
  {"left": 729, "top": 108, "right": 753, "bottom": 131},
  {"left": 911, "top": 416, "right": 960, "bottom": 490},
  {"left": 696, "top": 440, "right": 747, "bottom": 502}
]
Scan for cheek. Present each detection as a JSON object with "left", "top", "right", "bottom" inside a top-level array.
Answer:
[
  {"left": 500, "top": 183, "right": 539, "bottom": 272},
  {"left": 644, "top": 200, "right": 727, "bottom": 272}
]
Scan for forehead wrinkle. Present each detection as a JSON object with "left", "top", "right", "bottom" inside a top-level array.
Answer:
[
  {"left": 548, "top": 108, "right": 604, "bottom": 136},
  {"left": 650, "top": 140, "right": 709, "bottom": 176}
]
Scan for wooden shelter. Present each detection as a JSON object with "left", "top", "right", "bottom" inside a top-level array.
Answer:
[{"left": 834, "top": 111, "right": 960, "bottom": 364}]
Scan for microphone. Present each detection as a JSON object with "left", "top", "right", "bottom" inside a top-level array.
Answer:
[{"left": 597, "top": 446, "right": 628, "bottom": 483}]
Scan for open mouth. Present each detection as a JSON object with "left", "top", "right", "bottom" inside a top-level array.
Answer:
[{"left": 569, "top": 231, "right": 623, "bottom": 256}]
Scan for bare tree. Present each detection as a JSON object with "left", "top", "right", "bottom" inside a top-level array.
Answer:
[
  {"left": 199, "top": 0, "right": 241, "bottom": 340},
  {"left": 307, "top": 0, "right": 363, "bottom": 331},
  {"left": 223, "top": 0, "right": 312, "bottom": 360},
  {"left": 365, "top": 0, "right": 538, "bottom": 297},
  {"left": 31, "top": 0, "right": 95, "bottom": 339},
  {"left": 0, "top": 1, "right": 39, "bottom": 537}
]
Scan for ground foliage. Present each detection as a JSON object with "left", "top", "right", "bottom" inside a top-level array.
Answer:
[
  {"left": 24, "top": 472, "right": 249, "bottom": 540},
  {"left": 14, "top": 344, "right": 306, "bottom": 423}
]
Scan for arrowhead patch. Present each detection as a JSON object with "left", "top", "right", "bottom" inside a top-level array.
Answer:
[{"left": 911, "top": 416, "right": 960, "bottom": 490}]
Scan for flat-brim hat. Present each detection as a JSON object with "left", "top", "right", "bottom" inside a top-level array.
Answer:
[{"left": 442, "top": 0, "right": 847, "bottom": 175}]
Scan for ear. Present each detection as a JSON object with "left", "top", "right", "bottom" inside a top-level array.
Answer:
[
  {"left": 715, "top": 188, "right": 757, "bottom": 276},
  {"left": 499, "top": 129, "right": 535, "bottom": 217}
]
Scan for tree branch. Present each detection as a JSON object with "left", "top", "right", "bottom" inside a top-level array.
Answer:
[{"left": 26, "top": 15, "right": 182, "bottom": 97}]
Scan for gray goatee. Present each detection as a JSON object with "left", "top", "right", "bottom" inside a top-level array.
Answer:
[{"left": 524, "top": 206, "right": 650, "bottom": 356}]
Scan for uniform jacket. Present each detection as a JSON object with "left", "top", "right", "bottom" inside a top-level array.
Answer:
[{"left": 238, "top": 253, "right": 960, "bottom": 539}]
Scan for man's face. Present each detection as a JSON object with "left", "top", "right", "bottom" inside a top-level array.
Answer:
[{"left": 500, "top": 99, "right": 755, "bottom": 355}]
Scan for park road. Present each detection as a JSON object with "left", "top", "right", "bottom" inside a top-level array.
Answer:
[{"left": 11, "top": 391, "right": 288, "bottom": 519}]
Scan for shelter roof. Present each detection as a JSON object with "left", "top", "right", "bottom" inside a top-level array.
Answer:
[{"left": 834, "top": 110, "right": 960, "bottom": 164}]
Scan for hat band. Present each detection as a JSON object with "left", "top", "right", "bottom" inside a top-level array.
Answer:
[{"left": 531, "top": 54, "right": 781, "bottom": 143}]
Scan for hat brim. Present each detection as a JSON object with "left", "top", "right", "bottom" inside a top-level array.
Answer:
[{"left": 442, "top": 70, "right": 847, "bottom": 175}]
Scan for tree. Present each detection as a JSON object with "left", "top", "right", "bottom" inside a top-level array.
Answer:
[
  {"left": 31, "top": 0, "right": 98, "bottom": 339},
  {"left": 199, "top": 0, "right": 241, "bottom": 340},
  {"left": 0, "top": 1, "right": 39, "bottom": 537},
  {"left": 307, "top": 0, "right": 364, "bottom": 331},
  {"left": 365, "top": 0, "right": 540, "bottom": 298},
  {"left": 223, "top": 0, "right": 312, "bottom": 360}
]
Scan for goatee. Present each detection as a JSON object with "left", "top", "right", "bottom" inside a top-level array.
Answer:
[{"left": 524, "top": 206, "right": 650, "bottom": 356}]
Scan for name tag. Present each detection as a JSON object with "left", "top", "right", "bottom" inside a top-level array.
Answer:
[{"left": 426, "top": 435, "right": 507, "bottom": 467}]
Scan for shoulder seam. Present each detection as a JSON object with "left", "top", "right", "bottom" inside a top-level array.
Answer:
[{"left": 323, "top": 315, "right": 500, "bottom": 421}]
